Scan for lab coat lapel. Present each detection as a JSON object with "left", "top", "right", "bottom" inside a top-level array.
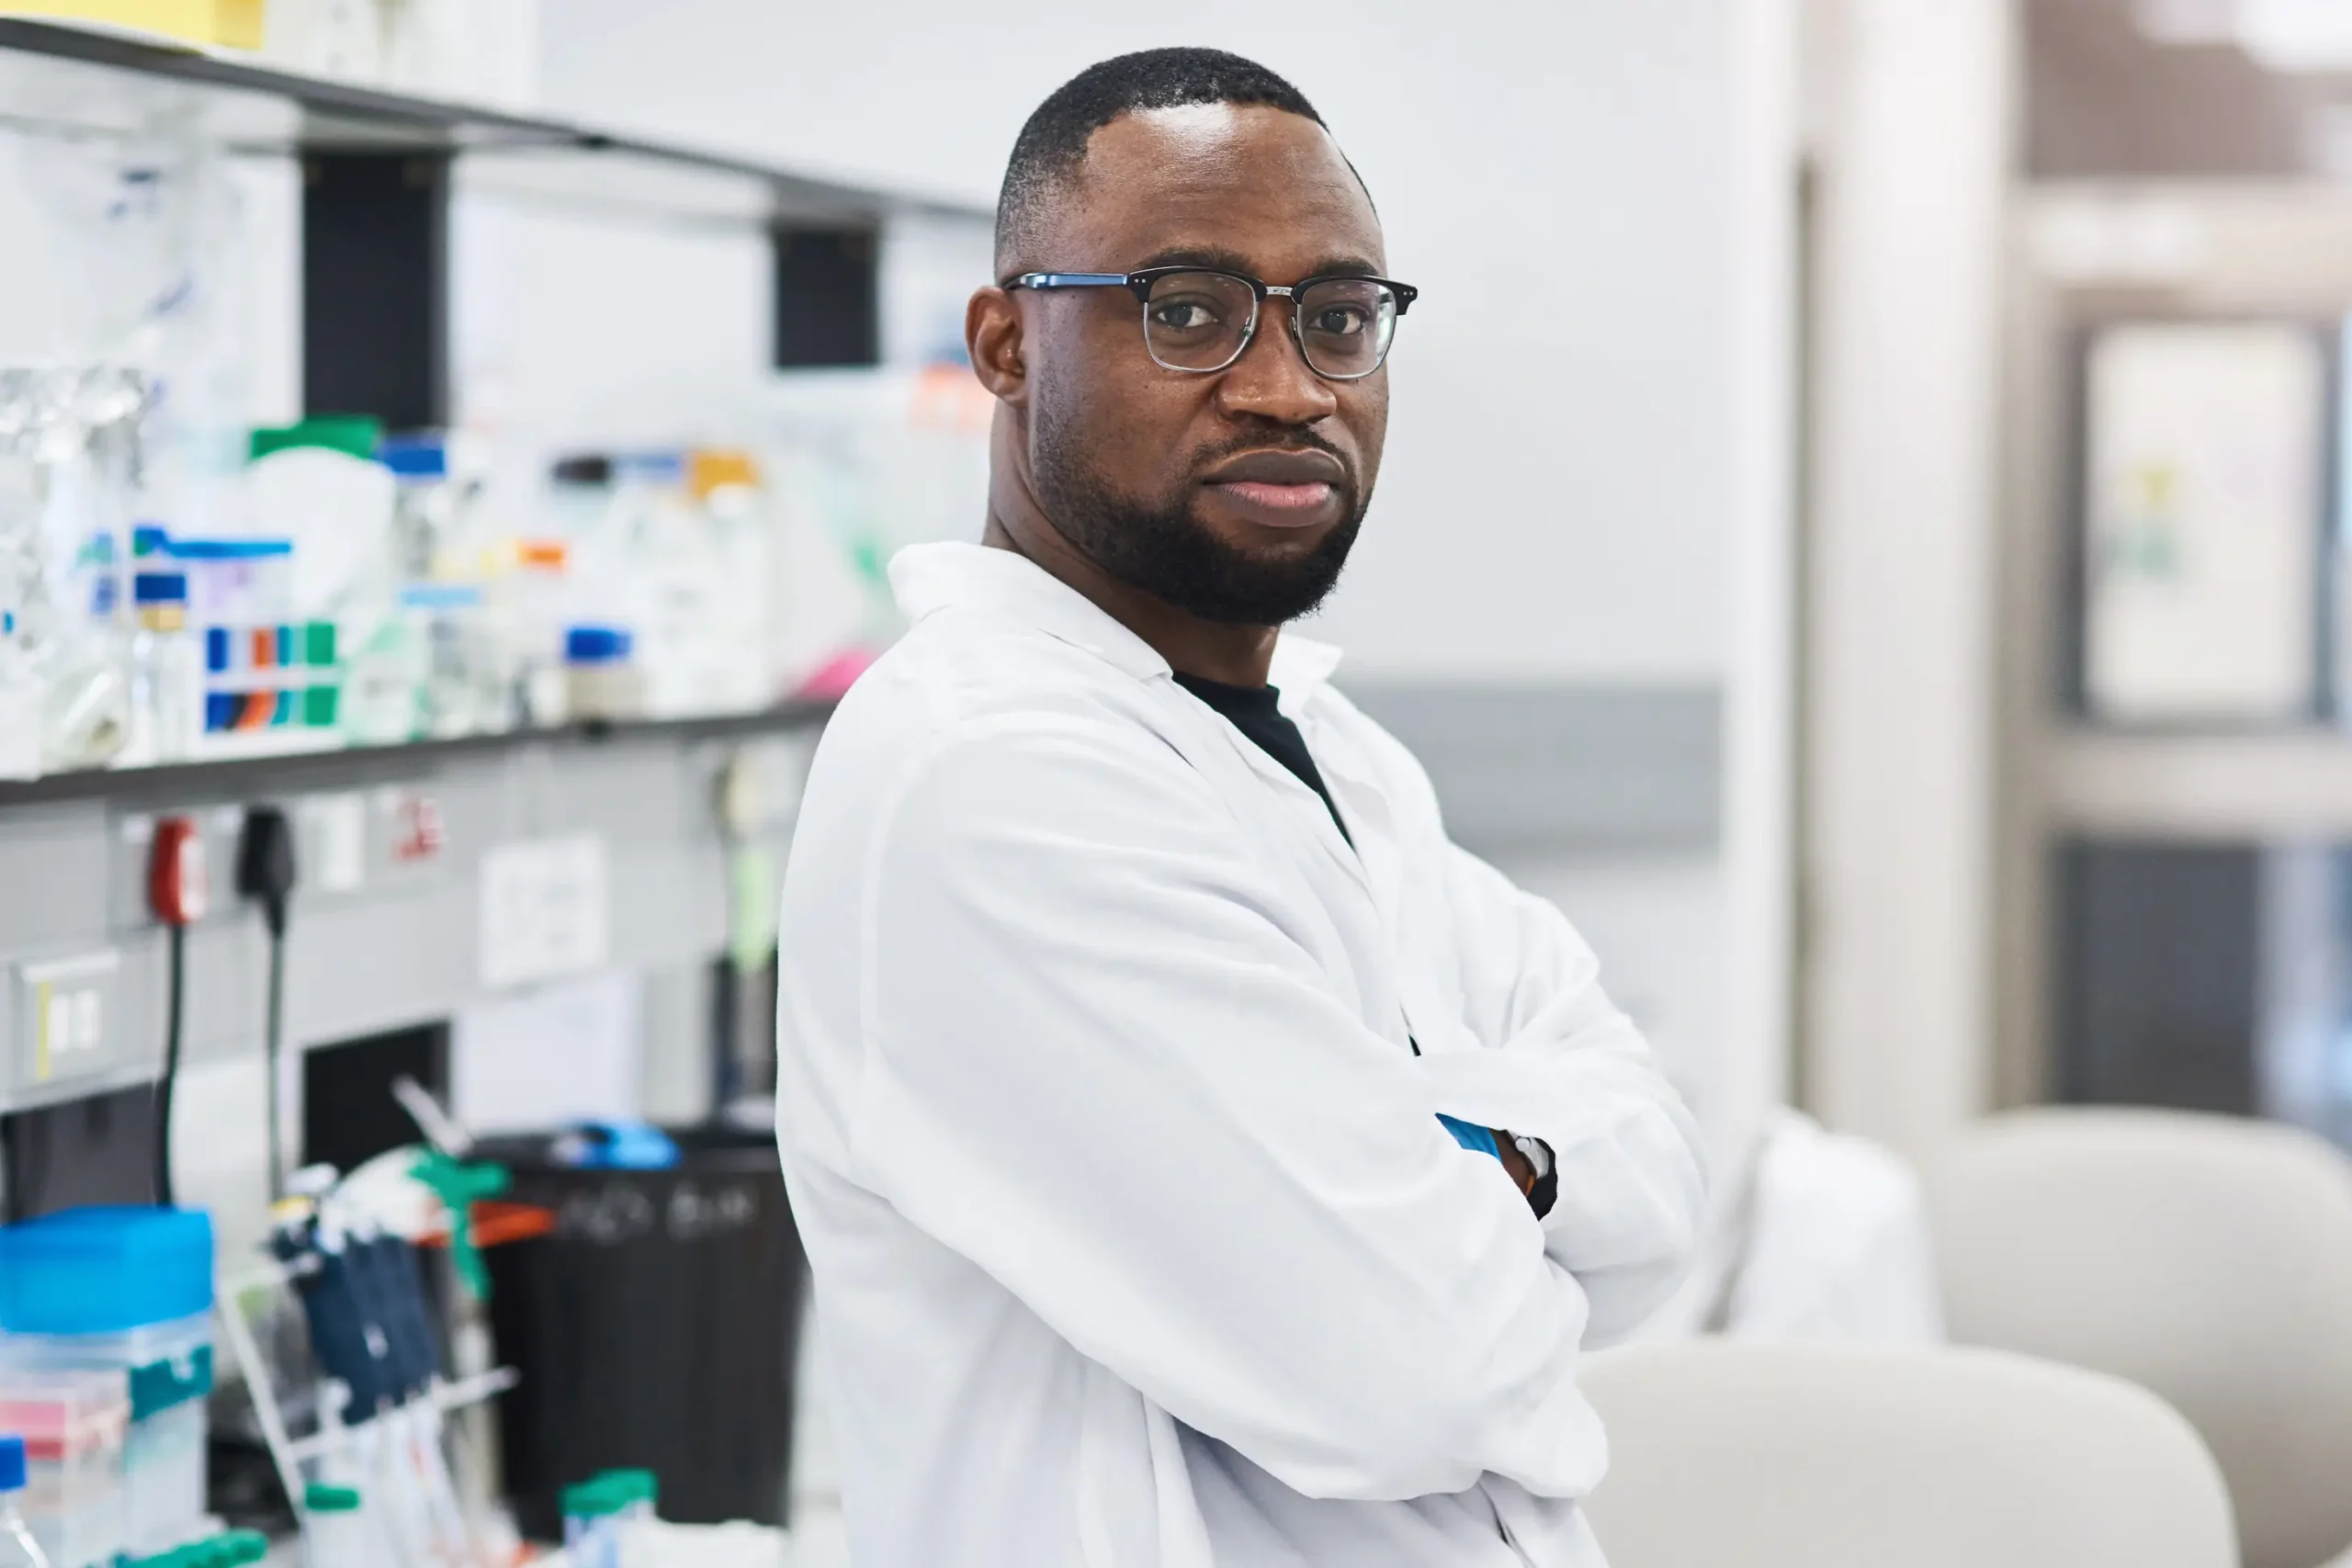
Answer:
[
  {"left": 1157, "top": 682, "right": 1374, "bottom": 904},
  {"left": 1307, "top": 712, "right": 1479, "bottom": 1059}
]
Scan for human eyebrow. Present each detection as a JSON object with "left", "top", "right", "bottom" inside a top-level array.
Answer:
[
  {"left": 1132, "top": 245, "right": 1260, "bottom": 275},
  {"left": 1130, "top": 247, "right": 1391, "bottom": 281},
  {"left": 1302, "top": 255, "right": 1386, "bottom": 278}
]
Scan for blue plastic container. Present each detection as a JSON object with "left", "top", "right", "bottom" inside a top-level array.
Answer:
[{"left": 0, "top": 1210, "right": 211, "bottom": 1337}]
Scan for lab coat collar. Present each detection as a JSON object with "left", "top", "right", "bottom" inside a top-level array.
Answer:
[
  {"left": 890, "top": 541, "right": 1170, "bottom": 682},
  {"left": 1270, "top": 632, "right": 1344, "bottom": 714},
  {"left": 891, "top": 541, "right": 1347, "bottom": 698}
]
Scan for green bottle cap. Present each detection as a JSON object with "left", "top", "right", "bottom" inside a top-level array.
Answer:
[
  {"left": 224, "top": 1530, "right": 270, "bottom": 1565},
  {"left": 600, "top": 1466, "right": 657, "bottom": 1507},
  {"left": 560, "top": 1478, "right": 622, "bottom": 1518},
  {"left": 305, "top": 1481, "right": 362, "bottom": 1513},
  {"left": 249, "top": 415, "right": 383, "bottom": 463}
]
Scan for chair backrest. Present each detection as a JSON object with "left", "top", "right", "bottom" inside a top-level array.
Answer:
[
  {"left": 1930, "top": 1108, "right": 2352, "bottom": 1568},
  {"left": 1580, "top": 1339, "right": 2236, "bottom": 1568}
]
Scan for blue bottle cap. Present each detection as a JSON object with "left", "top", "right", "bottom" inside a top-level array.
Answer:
[
  {"left": 133, "top": 571, "right": 189, "bottom": 605},
  {"left": 132, "top": 525, "right": 172, "bottom": 558},
  {"left": 613, "top": 451, "right": 685, "bottom": 486},
  {"left": 378, "top": 434, "right": 448, "bottom": 479},
  {"left": 0, "top": 1435, "right": 23, "bottom": 1492},
  {"left": 565, "top": 626, "right": 633, "bottom": 664}
]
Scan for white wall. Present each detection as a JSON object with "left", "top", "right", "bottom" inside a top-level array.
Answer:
[
  {"left": 1802, "top": 0, "right": 2012, "bottom": 1162},
  {"left": 536, "top": 0, "right": 1754, "bottom": 684}
]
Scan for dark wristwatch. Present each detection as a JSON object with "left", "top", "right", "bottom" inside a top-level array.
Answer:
[{"left": 1512, "top": 1134, "right": 1557, "bottom": 1219}]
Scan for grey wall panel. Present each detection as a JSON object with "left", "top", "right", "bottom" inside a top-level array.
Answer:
[
  {"left": 179, "top": 919, "right": 267, "bottom": 1066},
  {"left": 285, "top": 885, "right": 478, "bottom": 1050},
  {"left": 0, "top": 727, "right": 796, "bottom": 1117},
  {"left": 1340, "top": 682, "right": 1722, "bottom": 853},
  {"left": 0, "top": 804, "right": 109, "bottom": 948}
]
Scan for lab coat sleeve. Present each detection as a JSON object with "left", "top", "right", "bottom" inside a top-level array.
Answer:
[
  {"left": 850, "top": 715, "right": 1611, "bottom": 1503},
  {"left": 1414, "top": 846, "right": 1709, "bottom": 1348}
]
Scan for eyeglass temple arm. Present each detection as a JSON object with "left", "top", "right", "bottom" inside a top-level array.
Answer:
[{"left": 1005, "top": 272, "right": 1138, "bottom": 292}]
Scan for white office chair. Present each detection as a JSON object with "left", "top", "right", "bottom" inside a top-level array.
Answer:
[
  {"left": 1930, "top": 1108, "right": 2352, "bottom": 1568},
  {"left": 1580, "top": 1339, "right": 2235, "bottom": 1568}
]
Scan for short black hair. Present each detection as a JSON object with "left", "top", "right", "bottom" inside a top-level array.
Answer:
[{"left": 995, "top": 48, "right": 1327, "bottom": 274}]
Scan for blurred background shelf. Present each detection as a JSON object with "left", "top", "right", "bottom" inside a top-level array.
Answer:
[
  {"left": 0, "top": 699, "right": 836, "bottom": 808},
  {"left": 0, "top": 16, "right": 989, "bottom": 225},
  {"left": 2043, "top": 728, "right": 2352, "bottom": 838}
]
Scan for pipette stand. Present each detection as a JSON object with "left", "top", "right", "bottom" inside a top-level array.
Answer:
[{"left": 217, "top": 1256, "right": 517, "bottom": 1563}]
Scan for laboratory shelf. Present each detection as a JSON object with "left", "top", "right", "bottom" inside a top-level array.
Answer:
[
  {"left": 0, "top": 16, "right": 988, "bottom": 225},
  {"left": 2043, "top": 727, "right": 2352, "bottom": 839},
  {"left": 0, "top": 700, "right": 836, "bottom": 809}
]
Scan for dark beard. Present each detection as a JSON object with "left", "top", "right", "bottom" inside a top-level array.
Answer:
[{"left": 1032, "top": 407, "right": 1365, "bottom": 626}]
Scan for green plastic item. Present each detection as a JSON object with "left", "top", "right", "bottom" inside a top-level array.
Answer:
[
  {"left": 602, "top": 1466, "right": 659, "bottom": 1511},
  {"left": 248, "top": 415, "right": 383, "bottom": 463},
  {"left": 305, "top": 1481, "right": 362, "bottom": 1513},
  {"left": 222, "top": 1530, "right": 270, "bottom": 1565},
  {"left": 410, "top": 1148, "right": 512, "bottom": 1302},
  {"left": 560, "top": 1477, "right": 624, "bottom": 1518}
]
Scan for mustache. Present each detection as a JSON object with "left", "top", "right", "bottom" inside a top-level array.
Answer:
[{"left": 1185, "top": 430, "right": 1355, "bottom": 486}]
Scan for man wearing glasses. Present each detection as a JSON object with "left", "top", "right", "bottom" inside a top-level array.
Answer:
[{"left": 775, "top": 47, "right": 1705, "bottom": 1568}]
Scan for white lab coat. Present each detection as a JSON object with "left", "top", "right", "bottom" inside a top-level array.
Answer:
[
  {"left": 1644, "top": 1109, "right": 1945, "bottom": 1343},
  {"left": 774, "top": 542, "right": 1707, "bottom": 1568}
]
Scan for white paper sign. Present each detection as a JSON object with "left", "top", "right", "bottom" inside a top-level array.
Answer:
[
  {"left": 2084, "top": 321, "right": 2326, "bottom": 722},
  {"left": 478, "top": 834, "right": 610, "bottom": 989},
  {"left": 452, "top": 969, "right": 643, "bottom": 1134}
]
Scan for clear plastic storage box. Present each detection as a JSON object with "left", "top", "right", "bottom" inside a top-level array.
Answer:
[
  {"left": 0, "top": 1369, "right": 130, "bottom": 1568},
  {"left": 0, "top": 1207, "right": 215, "bottom": 1555}
]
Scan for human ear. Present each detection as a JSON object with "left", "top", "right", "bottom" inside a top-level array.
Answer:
[{"left": 967, "top": 287, "right": 1027, "bottom": 402}]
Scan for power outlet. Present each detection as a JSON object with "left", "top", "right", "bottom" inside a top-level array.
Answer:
[{"left": 12, "top": 950, "right": 123, "bottom": 1090}]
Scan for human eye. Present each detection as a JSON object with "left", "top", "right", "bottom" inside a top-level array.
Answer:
[{"left": 1149, "top": 295, "right": 1226, "bottom": 333}]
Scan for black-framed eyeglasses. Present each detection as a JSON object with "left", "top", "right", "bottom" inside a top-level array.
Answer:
[{"left": 1004, "top": 266, "right": 1419, "bottom": 380}]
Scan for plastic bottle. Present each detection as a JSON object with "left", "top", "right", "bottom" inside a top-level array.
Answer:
[
  {"left": 600, "top": 1469, "right": 657, "bottom": 1568},
  {"left": 562, "top": 626, "right": 643, "bottom": 722},
  {"left": 548, "top": 454, "right": 637, "bottom": 656},
  {"left": 0, "top": 1436, "right": 55, "bottom": 1568},
  {"left": 402, "top": 583, "right": 490, "bottom": 739},
  {"left": 604, "top": 1467, "right": 658, "bottom": 1522},
  {"left": 380, "top": 435, "right": 455, "bottom": 584},
  {"left": 503, "top": 539, "right": 571, "bottom": 728},
  {"left": 123, "top": 571, "right": 202, "bottom": 766},
  {"left": 0, "top": 612, "right": 36, "bottom": 782},
  {"left": 301, "top": 1483, "right": 374, "bottom": 1568},
  {"left": 560, "top": 1478, "right": 621, "bottom": 1568}
]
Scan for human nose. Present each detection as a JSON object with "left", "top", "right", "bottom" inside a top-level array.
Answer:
[{"left": 1213, "top": 298, "right": 1340, "bottom": 426}]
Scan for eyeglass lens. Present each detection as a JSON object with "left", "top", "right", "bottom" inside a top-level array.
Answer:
[{"left": 1142, "top": 272, "right": 1399, "bottom": 378}]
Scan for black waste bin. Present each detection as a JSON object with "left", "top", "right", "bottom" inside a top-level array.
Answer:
[{"left": 478, "top": 1124, "right": 808, "bottom": 1539}]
